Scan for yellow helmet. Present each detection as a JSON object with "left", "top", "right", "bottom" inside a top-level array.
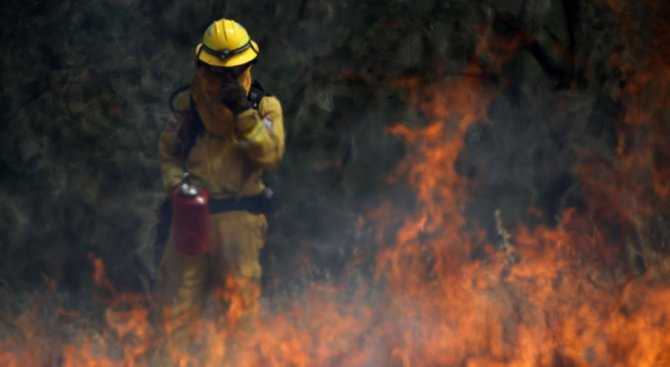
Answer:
[{"left": 195, "top": 19, "right": 259, "bottom": 67}]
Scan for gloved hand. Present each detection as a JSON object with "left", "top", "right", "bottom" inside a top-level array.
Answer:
[{"left": 220, "top": 81, "right": 251, "bottom": 115}]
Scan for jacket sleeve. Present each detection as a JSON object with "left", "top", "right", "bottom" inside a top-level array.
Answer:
[
  {"left": 234, "top": 96, "right": 285, "bottom": 169},
  {"left": 158, "top": 115, "right": 186, "bottom": 192}
]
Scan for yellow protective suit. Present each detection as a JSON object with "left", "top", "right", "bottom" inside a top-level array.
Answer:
[{"left": 154, "top": 66, "right": 284, "bottom": 350}]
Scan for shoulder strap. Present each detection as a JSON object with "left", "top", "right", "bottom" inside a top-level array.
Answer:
[
  {"left": 168, "top": 84, "right": 203, "bottom": 161},
  {"left": 169, "top": 84, "right": 192, "bottom": 113},
  {"left": 180, "top": 103, "right": 204, "bottom": 161}
]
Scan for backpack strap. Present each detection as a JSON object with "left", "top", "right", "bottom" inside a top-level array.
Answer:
[
  {"left": 179, "top": 106, "right": 204, "bottom": 162},
  {"left": 168, "top": 84, "right": 192, "bottom": 113},
  {"left": 166, "top": 85, "right": 202, "bottom": 161}
]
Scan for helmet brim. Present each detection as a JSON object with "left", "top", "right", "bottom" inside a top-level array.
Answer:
[{"left": 195, "top": 40, "right": 259, "bottom": 67}]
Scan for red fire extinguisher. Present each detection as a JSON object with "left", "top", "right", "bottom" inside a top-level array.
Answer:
[{"left": 171, "top": 173, "right": 211, "bottom": 255}]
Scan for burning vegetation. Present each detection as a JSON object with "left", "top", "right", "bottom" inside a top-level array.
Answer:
[{"left": 2, "top": 0, "right": 670, "bottom": 366}]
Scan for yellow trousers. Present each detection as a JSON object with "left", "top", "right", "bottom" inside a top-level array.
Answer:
[{"left": 153, "top": 210, "right": 267, "bottom": 348}]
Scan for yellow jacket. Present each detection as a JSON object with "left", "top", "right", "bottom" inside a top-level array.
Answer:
[{"left": 158, "top": 86, "right": 285, "bottom": 199}]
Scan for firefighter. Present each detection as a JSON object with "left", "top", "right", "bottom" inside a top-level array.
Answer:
[{"left": 152, "top": 18, "right": 285, "bottom": 354}]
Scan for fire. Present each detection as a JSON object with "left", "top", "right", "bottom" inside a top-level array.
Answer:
[{"left": 3, "top": 2, "right": 670, "bottom": 366}]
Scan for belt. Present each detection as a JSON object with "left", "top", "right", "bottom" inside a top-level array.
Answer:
[{"left": 208, "top": 191, "right": 271, "bottom": 214}]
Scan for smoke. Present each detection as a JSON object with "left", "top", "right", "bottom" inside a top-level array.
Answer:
[{"left": 3, "top": 0, "right": 670, "bottom": 365}]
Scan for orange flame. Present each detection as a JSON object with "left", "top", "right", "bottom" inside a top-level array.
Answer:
[{"left": 3, "top": 2, "right": 670, "bottom": 365}]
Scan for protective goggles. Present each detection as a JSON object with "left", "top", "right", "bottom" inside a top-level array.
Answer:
[
  {"left": 197, "top": 60, "right": 252, "bottom": 80},
  {"left": 195, "top": 41, "right": 258, "bottom": 79},
  {"left": 198, "top": 41, "right": 257, "bottom": 61}
]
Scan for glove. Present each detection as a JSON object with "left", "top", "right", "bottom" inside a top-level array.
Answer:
[{"left": 220, "top": 82, "right": 251, "bottom": 115}]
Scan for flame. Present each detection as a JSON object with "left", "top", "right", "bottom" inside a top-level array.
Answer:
[{"left": 3, "top": 2, "right": 670, "bottom": 366}]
